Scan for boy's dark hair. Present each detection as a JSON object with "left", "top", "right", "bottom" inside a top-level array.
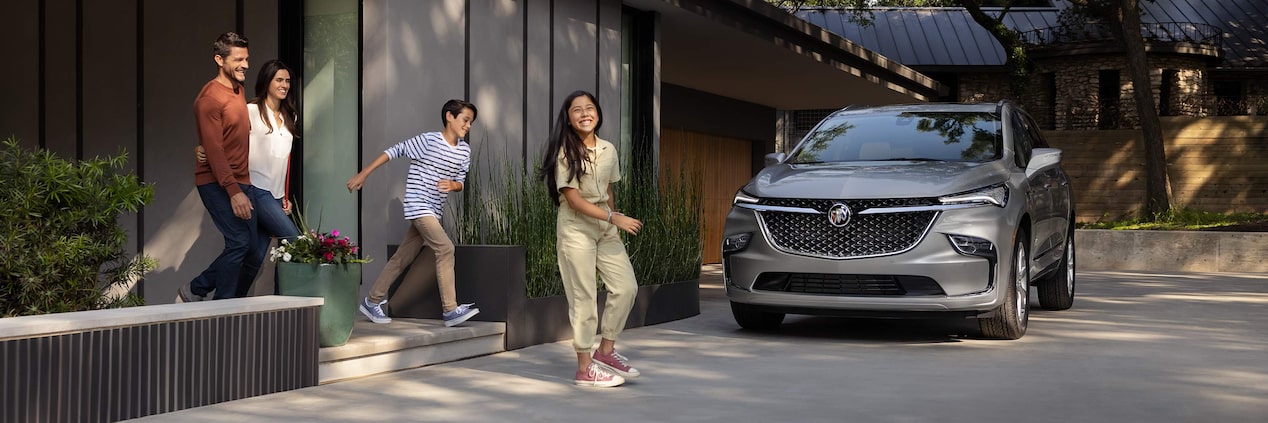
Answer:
[
  {"left": 213, "top": 32, "right": 249, "bottom": 58},
  {"left": 440, "top": 99, "right": 478, "bottom": 126}
]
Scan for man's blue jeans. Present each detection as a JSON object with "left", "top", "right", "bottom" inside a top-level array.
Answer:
[{"left": 191, "top": 183, "right": 297, "bottom": 299}]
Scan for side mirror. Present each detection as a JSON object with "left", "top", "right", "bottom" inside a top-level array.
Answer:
[
  {"left": 1025, "top": 148, "right": 1062, "bottom": 177},
  {"left": 764, "top": 152, "right": 786, "bottom": 167}
]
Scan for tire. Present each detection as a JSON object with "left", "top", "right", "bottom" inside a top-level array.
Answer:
[
  {"left": 1038, "top": 227, "right": 1076, "bottom": 311},
  {"left": 979, "top": 233, "right": 1030, "bottom": 340},
  {"left": 730, "top": 301, "right": 784, "bottom": 330}
]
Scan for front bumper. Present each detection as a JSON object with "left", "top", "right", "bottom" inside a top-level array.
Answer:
[{"left": 723, "top": 202, "right": 1020, "bottom": 314}]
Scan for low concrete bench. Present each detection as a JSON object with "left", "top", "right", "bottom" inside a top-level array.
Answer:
[{"left": 0, "top": 296, "right": 323, "bottom": 423}]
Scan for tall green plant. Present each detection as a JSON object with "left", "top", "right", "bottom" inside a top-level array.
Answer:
[
  {"left": 617, "top": 164, "right": 703, "bottom": 286},
  {"left": 453, "top": 145, "right": 560, "bottom": 297},
  {"left": 0, "top": 137, "right": 156, "bottom": 316}
]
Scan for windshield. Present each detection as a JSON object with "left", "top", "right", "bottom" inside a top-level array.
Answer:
[{"left": 788, "top": 111, "right": 1002, "bottom": 164}]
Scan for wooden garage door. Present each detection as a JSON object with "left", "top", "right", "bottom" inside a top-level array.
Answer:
[{"left": 660, "top": 128, "right": 753, "bottom": 264}]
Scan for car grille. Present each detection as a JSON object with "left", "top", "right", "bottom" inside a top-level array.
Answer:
[
  {"left": 757, "top": 198, "right": 938, "bottom": 259},
  {"left": 753, "top": 272, "right": 945, "bottom": 296}
]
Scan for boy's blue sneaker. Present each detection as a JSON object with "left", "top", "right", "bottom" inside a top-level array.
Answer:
[
  {"left": 443, "top": 303, "right": 479, "bottom": 327},
  {"left": 359, "top": 297, "right": 392, "bottom": 324}
]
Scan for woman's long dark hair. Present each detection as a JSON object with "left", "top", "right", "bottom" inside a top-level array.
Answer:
[
  {"left": 250, "top": 59, "right": 300, "bottom": 138},
  {"left": 540, "top": 90, "right": 603, "bottom": 206}
]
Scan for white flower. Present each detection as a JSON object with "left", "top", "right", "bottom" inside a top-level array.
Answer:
[{"left": 283, "top": 252, "right": 292, "bottom": 262}]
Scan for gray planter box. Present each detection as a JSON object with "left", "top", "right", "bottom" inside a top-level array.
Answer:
[{"left": 386, "top": 245, "right": 700, "bottom": 350}]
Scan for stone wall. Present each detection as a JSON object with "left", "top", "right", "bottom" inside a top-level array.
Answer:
[
  {"left": 1043, "top": 116, "right": 1268, "bottom": 223},
  {"left": 958, "top": 71, "right": 1013, "bottom": 104},
  {"left": 955, "top": 54, "right": 1214, "bottom": 130}
]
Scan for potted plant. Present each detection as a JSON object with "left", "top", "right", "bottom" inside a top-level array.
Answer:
[{"left": 270, "top": 211, "right": 371, "bottom": 347}]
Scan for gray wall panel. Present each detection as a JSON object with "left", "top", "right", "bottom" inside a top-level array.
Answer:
[
  {"left": 82, "top": 0, "right": 140, "bottom": 275},
  {"left": 469, "top": 0, "right": 525, "bottom": 172},
  {"left": 525, "top": 0, "right": 552, "bottom": 165},
  {"left": 82, "top": 0, "right": 138, "bottom": 164},
  {"left": 244, "top": 0, "right": 280, "bottom": 95},
  {"left": 597, "top": 0, "right": 621, "bottom": 145},
  {"left": 141, "top": 0, "right": 236, "bottom": 302},
  {"left": 552, "top": 0, "right": 598, "bottom": 110},
  {"left": 44, "top": 0, "right": 77, "bottom": 158},
  {"left": 0, "top": 0, "right": 39, "bottom": 147}
]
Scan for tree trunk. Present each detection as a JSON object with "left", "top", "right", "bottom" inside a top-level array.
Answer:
[{"left": 1114, "top": 0, "right": 1171, "bottom": 216}]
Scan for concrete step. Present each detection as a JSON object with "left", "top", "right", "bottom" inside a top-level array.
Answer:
[{"left": 318, "top": 318, "right": 506, "bottom": 384}]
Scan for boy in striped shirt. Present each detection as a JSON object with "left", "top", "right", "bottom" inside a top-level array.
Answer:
[{"left": 347, "top": 99, "right": 480, "bottom": 327}]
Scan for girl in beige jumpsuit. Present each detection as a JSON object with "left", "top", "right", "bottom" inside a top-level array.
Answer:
[{"left": 541, "top": 91, "right": 644, "bottom": 388}]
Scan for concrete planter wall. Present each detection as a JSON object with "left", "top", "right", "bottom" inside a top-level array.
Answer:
[
  {"left": 0, "top": 297, "right": 324, "bottom": 423},
  {"left": 1077, "top": 229, "right": 1268, "bottom": 273},
  {"left": 387, "top": 245, "right": 700, "bottom": 350}
]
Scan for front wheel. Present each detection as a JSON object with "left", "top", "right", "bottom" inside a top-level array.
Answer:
[
  {"left": 1038, "top": 228, "right": 1076, "bottom": 311},
  {"left": 731, "top": 301, "right": 784, "bottom": 330},
  {"left": 979, "top": 234, "right": 1030, "bottom": 340}
]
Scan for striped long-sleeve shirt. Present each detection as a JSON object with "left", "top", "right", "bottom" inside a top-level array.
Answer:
[{"left": 385, "top": 132, "right": 471, "bottom": 220}]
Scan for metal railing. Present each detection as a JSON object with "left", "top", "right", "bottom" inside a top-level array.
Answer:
[{"left": 1019, "top": 22, "right": 1222, "bottom": 50}]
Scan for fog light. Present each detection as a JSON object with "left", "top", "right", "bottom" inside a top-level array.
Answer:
[
  {"left": 948, "top": 234, "right": 995, "bottom": 259},
  {"left": 723, "top": 233, "right": 752, "bottom": 253}
]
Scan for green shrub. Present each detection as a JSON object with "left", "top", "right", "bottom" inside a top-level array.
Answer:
[
  {"left": 0, "top": 137, "right": 156, "bottom": 317},
  {"left": 453, "top": 144, "right": 702, "bottom": 298}
]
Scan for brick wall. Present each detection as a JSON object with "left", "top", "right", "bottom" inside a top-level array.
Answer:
[{"left": 1043, "top": 116, "right": 1268, "bottom": 223}]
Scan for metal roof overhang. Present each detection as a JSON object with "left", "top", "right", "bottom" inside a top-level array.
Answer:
[{"left": 626, "top": 0, "right": 945, "bottom": 109}]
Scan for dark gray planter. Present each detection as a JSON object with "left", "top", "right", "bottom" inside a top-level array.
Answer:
[{"left": 386, "top": 245, "right": 700, "bottom": 350}]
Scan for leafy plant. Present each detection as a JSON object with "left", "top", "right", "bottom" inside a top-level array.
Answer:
[
  {"left": 270, "top": 206, "right": 371, "bottom": 265},
  {"left": 0, "top": 137, "right": 155, "bottom": 317},
  {"left": 452, "top": 143, "right": 703, "bottom": 298}
]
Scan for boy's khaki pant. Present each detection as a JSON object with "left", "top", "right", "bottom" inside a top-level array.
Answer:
[
  {"left": 367, "top": 216, "right": 457, "bottom": 313},
  {"left": 556, "top": 205, "right": 638, "bottom": 353}
]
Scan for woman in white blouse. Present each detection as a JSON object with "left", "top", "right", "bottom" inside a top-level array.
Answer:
[{"left": 198, "top": 59, "right": 301, "bottom": 297}]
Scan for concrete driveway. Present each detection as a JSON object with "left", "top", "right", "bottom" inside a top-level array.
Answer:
[{"left": 131, "top": 266, "right": 1268, "bottom": 423}]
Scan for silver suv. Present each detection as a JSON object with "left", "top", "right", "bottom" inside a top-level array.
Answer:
[{"left": 722, "top": 101, "right": 1075, "bottom": 339}]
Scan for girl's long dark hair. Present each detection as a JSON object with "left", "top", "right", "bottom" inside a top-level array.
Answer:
[
  {"left": 250, "top": 59, "right": 300, "bottom": 138},
  {"left": 540, "top": 90, "right": 603, "bottom": 206}
]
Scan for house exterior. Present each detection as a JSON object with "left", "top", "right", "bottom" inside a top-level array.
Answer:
[
  {"left": 0, "top": 0, "right": 940, "bottom": 301},
  {"left": 793, "top": 0, "right": 1268, "bottom": 132}
]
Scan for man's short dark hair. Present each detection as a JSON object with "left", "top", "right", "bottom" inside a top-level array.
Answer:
[
  {"left": 213, "top": 32, "right": 249, "bottom": 58},
  {"left": 441, "top": 99, "right": 478, "bottom": 126}
]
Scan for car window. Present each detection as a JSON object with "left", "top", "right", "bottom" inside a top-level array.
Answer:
[
  {"left": 1023, "top": 112, "right": 1050, "bottom": 148},
  {"left": 1010, "top": 112, "right": 1033, "bottom": 168},
  {"left": 788, "top": 111, "right": 1002, "bottom": 164}
]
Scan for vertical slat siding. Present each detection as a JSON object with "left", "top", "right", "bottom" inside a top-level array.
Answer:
[{"left": 1, "top": 307, "right": 319, "bottom": 422}]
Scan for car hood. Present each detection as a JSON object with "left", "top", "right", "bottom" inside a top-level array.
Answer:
[{"left": 746, "top": 161, "right": 1008, "bottom": 199}]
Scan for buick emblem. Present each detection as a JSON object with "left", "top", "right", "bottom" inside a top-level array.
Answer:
[{"left": 827, "top": 203, "right": 851, "bottom": 227}]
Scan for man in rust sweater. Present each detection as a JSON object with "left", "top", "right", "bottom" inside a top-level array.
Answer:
[{"left": 179, "top": 32, "right": 270, "bottom": 301}]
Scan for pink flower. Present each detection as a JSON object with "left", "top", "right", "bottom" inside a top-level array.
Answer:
[
  {"left": 324, "top": 252, "right": 334, "bottom": 261},
  {"left": 332, "top": 230, "right": 340, "bottom": 237},
  {"left": 352, "top": 247, "right": 358, "bottom": 254}
]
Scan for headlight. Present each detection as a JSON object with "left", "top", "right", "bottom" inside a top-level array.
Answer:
[
  {"left": 939, "top": 184, "right": 1007, "bottom": 207},
  {"left": 733, "top": 188, "right": 759, "bottom": 205}
]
